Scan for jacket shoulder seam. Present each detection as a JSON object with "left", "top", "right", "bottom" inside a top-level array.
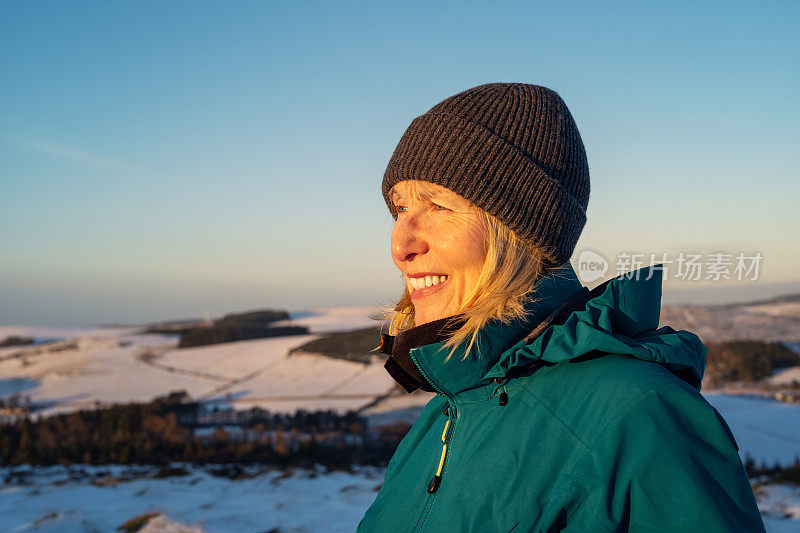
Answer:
[
  {"left": 546, "top": 384, "right": 682, "bottom": 531},
  {"left": 524, "top": 357, "right": 698, "bottom": 443},
  {"left": 520, "top": 382, "right": 595, "bottom": 453}
]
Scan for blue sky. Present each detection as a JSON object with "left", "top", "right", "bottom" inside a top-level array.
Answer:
[{"left": 1, "top": 1, "right": 798, "bottom": 326}]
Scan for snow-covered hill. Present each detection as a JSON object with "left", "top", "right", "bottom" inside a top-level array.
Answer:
[{"left": 0, "top": 308, "right": 395, "bottom": 417}]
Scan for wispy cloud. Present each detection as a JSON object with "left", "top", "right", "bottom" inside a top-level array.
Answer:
[{"left": 2, "top": 135, "right": 138, "bottom": 174}]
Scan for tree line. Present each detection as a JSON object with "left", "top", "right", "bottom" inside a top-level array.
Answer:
[
  {"left": 704, "top": 340, "right": 799, "bottom": 385},
  {"left": 0, "top": 391, "right": 409, "bottom": 468}
]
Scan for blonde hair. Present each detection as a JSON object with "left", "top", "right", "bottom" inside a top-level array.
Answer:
[{"left": 383, "top": 180, "right": 555, "bottom": 360}]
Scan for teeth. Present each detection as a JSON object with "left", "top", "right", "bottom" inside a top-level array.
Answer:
[{"left": 408, "top": 275, "right": 448, "bottom": 291}]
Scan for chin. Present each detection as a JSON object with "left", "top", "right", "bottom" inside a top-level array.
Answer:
[
  {"left": 414, "top": 309, "right": 447, "bottom": 326},
  {"left": 413, "top": 295, "right": 457, "bottom": 326}
]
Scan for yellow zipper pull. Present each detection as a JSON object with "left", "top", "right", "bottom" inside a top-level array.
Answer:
[{"left": 427, "top": 418, "right": 450, "bottom": 493}]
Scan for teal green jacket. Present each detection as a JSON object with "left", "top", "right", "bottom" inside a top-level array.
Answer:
[{"left": 358, "top": 264, "right": 765, "bottom": 532}]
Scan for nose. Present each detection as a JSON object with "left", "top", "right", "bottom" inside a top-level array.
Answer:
[{"left": 391, "top": 213, "right": 429, "bottom": 264}]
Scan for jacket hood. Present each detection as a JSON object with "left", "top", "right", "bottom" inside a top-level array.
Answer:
[
  {"left": 408, "top": 262, "right": 707, "bottom": 398},
  {"left": 483, "top": 262, "right": 706, "bottom": 390}
]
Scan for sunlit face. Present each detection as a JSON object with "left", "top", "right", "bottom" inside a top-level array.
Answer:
[{"left": 390, "top": 180, "right": 489, "bottom": 326}]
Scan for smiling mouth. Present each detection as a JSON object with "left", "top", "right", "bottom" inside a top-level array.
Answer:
[{"left": 407, "top": 274, "right": 449, "bottom": 296}]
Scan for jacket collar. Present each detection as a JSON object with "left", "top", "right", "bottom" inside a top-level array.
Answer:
[
  {"left": 387, "top": 262, "right": 583, "bottom": 398},
  {"left": 381, "top": 315, "right": 465, "bottom": 393}
]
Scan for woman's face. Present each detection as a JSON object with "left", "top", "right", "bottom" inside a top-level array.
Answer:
[{"left": 390, "top": 180, "right": 489, "bottom": 326}]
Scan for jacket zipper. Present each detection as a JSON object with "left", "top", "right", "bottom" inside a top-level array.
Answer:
[
  {"left": 408, "top": 349, "right": 458, "bottom": 496},
  {"left": 427, "top": 411, "right": 452, "bottom": 493}
]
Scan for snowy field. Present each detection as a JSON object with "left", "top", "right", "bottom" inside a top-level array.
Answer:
[
  {"left": 0, "top": 461, "right": 798, "bottom": 532},
  {"left": 0, "top": 307, "right": 392, "bottom": 416},
  {"left": 1, "top": 307, "right": 800, "bottom": 531},
  {"left": 0, "top": 465, "right": 384, "bottom": 533},
  {"left": 706, "top": 394, "right": 800, "bottom": 466}
]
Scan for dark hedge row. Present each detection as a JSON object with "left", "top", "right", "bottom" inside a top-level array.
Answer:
[
  {"left": 744, "top": 453, "right": 800, "bottom": 485},
  {"left": 0, "top": 335, "right": 34, "bottom": 347},
  {"left": 178, "top": 324, "right": 308, "bottom": 348},
  {"left": 288, "top": 326, "right": 384, "bottom": 364},
  {"left": 174, "top": 309, "right": 308, "bottom": 348}
]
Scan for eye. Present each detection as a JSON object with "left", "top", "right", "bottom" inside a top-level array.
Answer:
[
  {"left": 433, "top": 203, "right": 450, "bottom": 211},
  {"left": 394, "top": 204, "right": 407, "bottom": 213}
]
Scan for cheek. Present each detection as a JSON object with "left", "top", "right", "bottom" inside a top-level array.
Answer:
[{"left": 440, "top": 227, "right": 487, "bottom": 271}]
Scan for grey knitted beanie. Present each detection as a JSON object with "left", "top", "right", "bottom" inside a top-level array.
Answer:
[{"left": 382, "top": 83, "right": 590, "bottom": 265}]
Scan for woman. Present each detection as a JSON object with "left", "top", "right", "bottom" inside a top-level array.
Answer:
[{"left": 358, "top": 83, "right": 765, "bottom": 532}]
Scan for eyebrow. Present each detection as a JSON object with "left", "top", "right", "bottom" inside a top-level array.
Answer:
[{"left": 390, "top": 186, "right": 437, "bottom": 203}]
